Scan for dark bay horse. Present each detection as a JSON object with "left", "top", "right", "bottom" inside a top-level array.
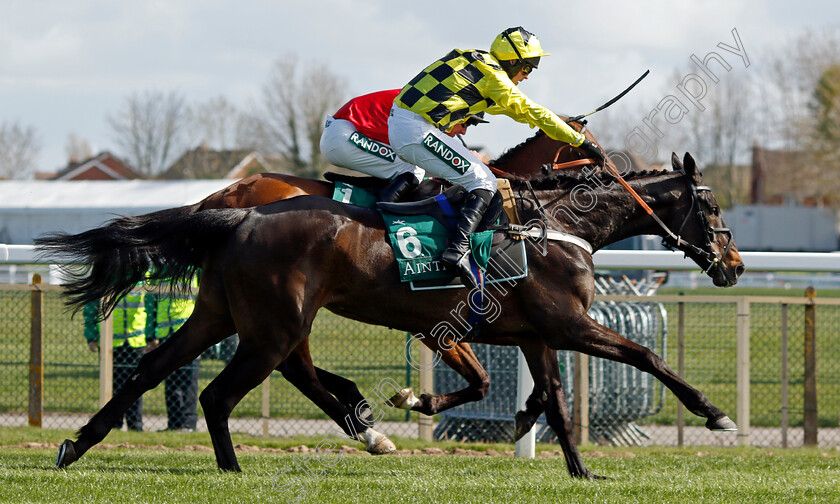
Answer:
[
  {"left": 41, "top": 152, "right": 743, "bottom": 479},
  {"left": 172, "top": 126, "right": 609, "bottom": 441}
]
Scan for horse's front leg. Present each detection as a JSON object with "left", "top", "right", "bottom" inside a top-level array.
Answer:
[
  {"left": 514, "top": 387, "right": 545, "bottom": 441},
  {"left": 520, "top": 341, "right": 604, "bottom": 480},
  {"left": 565, "top": 315, "right": 736, "bottom": 431},
  {"left": 386, "top": 336, "right": 490, "bottom": 416}
]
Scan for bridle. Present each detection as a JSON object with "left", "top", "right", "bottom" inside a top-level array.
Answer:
[
  {"left": 517, "top": 166, "right": 733, "bottom": 276},
  {"left": 661, "top": 171, "right": 734, "bottom": 274}
]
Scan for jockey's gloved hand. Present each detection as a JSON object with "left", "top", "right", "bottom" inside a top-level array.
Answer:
[{"left": 579, "top": 139, "right": 606, "bottom": 165}]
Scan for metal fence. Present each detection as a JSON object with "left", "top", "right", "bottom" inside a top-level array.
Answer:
[
  {"left": 434, "top": 275, "right": 669, "bottom": 444},
  {"left": 2, "top": 280, "right": 420, "bottom": 440},
  {"left": 3, "top": 278, "right": 840, "bottom": 448}
]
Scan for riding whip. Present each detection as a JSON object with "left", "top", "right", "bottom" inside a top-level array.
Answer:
[{"left": 565, "top": 69, "right": 650, "bottom": 124}]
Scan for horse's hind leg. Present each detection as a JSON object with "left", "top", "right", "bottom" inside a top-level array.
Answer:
[
  {"left": 200, "top": 339, "right": 291, "bottom": 471},
  {"left": 387, "top": 338, "right": 490, "bottom": 416},
  {"left": 57, "top": 315, "right": 232, "bottom": 468},
  {"left": 565, "top": 315, "right": 736, "bottom": 430},
  {"left": 514, "top": 388, "right": 546, "bottom": 441},
  {"left": 276, "top": 344, "right": 395, "bottom": 455},
  {"left": 311, "top": 367, "right": 371, "bottom": 421}
]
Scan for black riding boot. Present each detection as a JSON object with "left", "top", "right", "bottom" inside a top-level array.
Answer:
[
  {"left": 378, "top": 172, "right": 419, "bottom": 203},
  {"left": 441, "top": 189, "right": 494, "bottom": 289}
]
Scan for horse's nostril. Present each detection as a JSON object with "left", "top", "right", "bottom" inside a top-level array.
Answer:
[{"left": 735, "top": 263, "right": 746, "bottom": 277}]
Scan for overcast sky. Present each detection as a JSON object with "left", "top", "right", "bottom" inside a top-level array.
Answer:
[{"left": 1, "top": 0, "right": 839, "bottom": 174}]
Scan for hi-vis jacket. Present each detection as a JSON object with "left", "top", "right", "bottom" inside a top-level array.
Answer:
[
  {"left": 395, "top": 49, "right": 585, "bottom": 146},
  {"left": 83, "top": 292, "right": 148, "bottom": 348},
  {"left": 146, "top": 290, "right": 196, "bottom": 340}
]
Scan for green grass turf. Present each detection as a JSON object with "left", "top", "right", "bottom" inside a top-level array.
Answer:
[
  {"left": 0, "top": 443, "right": 837, "bottom": 503},
  {"left": 1, "top": 427, "right": 838, "bottom": 503}
]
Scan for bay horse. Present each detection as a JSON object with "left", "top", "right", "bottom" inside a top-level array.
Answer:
[
  {"left": 173, "top": 125, "right": 609, "bottom": 443},
  {"left": 40, "top": 152, "right": 743, "bottom": 479}
]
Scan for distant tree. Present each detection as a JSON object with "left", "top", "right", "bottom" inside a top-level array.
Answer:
[
  {"left": 674, "top": 71, "right": 756, "bottom": 208},
  {"left": 810, "top": 65, "right": 840, "bottom": 153},
  {"left": 0, "top": 121, "right": 40, "bottom": 179},
  {"left": 65, "top": 133, "right": 93, "bottom": 162},
  {"left": 185, "top": 95, "right": 248, "bottom": 150},
  {"left": 756, "top": 29, "right": 840, "bottom": 204},
  {"left": 806, "top": 64, "right": 840, "bottom": 202},
  {"left": 756, "top": 29, "right": 840, "bottom": 147},
  {"left": 108, "top": 90, "right": 187, "bottom": 177},
  {"left": 241, "top": 56, "right": 347, "bottom": 178}
]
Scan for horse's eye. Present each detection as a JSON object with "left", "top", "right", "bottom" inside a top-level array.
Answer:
[{"left": 711, "top": 206, "right": 720, "bottom": 217}]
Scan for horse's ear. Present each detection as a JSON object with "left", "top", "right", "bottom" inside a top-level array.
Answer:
[
  {"left": 683, "top": 152, "right": 701, "bottom": 182},
  {"left": 670, "top": 152, "right": 683, "bottom": 172}
]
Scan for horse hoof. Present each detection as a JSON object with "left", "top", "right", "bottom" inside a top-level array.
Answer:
[
  {"left": 707, "top": 415, "right": 737, "bottom": 431},
  {"left": 386, "top": 388, "right": 420, "bottom": 410},
  {"left": 359, "top": 429, "right": 396, "bottom": 455},
  {"left": 55, "top": 439, "right": 77, "bottom": 469},
  {"left": 571, "top": 469, "right": 607, "bottom": 480},
  {"left": 368, "top": 436, "right": 396, "bottom": 455},
  {"left": 514, "top": 410, "right": 535, "bottom": 441}
]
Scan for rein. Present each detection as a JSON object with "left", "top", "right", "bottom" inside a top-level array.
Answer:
[
  {"left": 667, "top": 182, "right": 734, "bottom": 273},
  {"left": 511, "top": 166, "right": 732, "bottom": 273},
  {"left": 504, "top": 180, "right": 595, "bottom": 254},
  {"left": 549, "top": 143, "right": 598, "bottom": 170}
]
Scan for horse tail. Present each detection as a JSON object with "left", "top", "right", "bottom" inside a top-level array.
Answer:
[{"left": 35, "top": 206, "right": 251, "bottom": 318}]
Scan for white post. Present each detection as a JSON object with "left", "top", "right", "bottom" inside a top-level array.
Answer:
[
  {"left": 736, "top": 297, "right": 751, "bottom": 446},
  {"left": 515, "top": 350, "right": 535, "bottom": 458},
  {"left": 418, "top": 344, "right": 434, "bottom": 442},
  {"left": 573, "top": 352, "right": 589, "bottom": 446}
]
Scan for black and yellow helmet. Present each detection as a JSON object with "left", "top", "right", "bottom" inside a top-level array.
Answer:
[{"left": 490, "top": 27, "right": 550, "bottom": 78}]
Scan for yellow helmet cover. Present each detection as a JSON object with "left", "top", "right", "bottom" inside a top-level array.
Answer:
[{"left": 490, "top": 27, "right": 550, "bottom": 61}]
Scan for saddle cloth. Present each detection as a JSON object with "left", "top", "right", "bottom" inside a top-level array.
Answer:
[{"left": 330, "top": 181, "right": 528, "bottom": 289}]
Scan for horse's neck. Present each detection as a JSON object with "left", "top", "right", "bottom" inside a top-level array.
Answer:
[{"left": 537, "top": 172, "right": 685, "bottom": 251}]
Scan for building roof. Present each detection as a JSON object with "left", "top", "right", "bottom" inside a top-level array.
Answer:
[
  {"left": 162, "top": 145, "right": 291, "bottom": 179},
  {"left": 607, "top": 150, "right": 658, "bottom": 173},
  {"left": 40, "top": 152, "right": 141, "bottom": 181},
  {"left": 0, "top": 180, "right": 235, "bottom": 244},
  {"left": 0, "top": 180, "right": 233, "bottom": 211},
  {"left": 751, "top": 145, "right": 823, "bottom": 205}
]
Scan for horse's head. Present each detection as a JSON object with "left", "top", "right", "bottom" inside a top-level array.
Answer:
[{"left": 668, "top": 152, "right": 745, "bottom": 287}]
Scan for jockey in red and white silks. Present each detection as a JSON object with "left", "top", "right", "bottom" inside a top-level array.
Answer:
[{"left": 320, "top": 89, "right": 425, "bottom": 183}]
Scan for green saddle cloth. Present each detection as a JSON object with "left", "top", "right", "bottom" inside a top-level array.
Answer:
[
  {"left": 331, "top": 181, "right": 378, "bottom": 209},
  {"left": 331, "top": 182, "right": 493, "bottom": 283},
  {"left": 379, "top": 213, "right": 493, "bottom": 283}
]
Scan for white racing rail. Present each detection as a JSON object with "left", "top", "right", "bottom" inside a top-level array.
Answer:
[{"left": 5, "top": 243, "right": 840, "bottom": 272}]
